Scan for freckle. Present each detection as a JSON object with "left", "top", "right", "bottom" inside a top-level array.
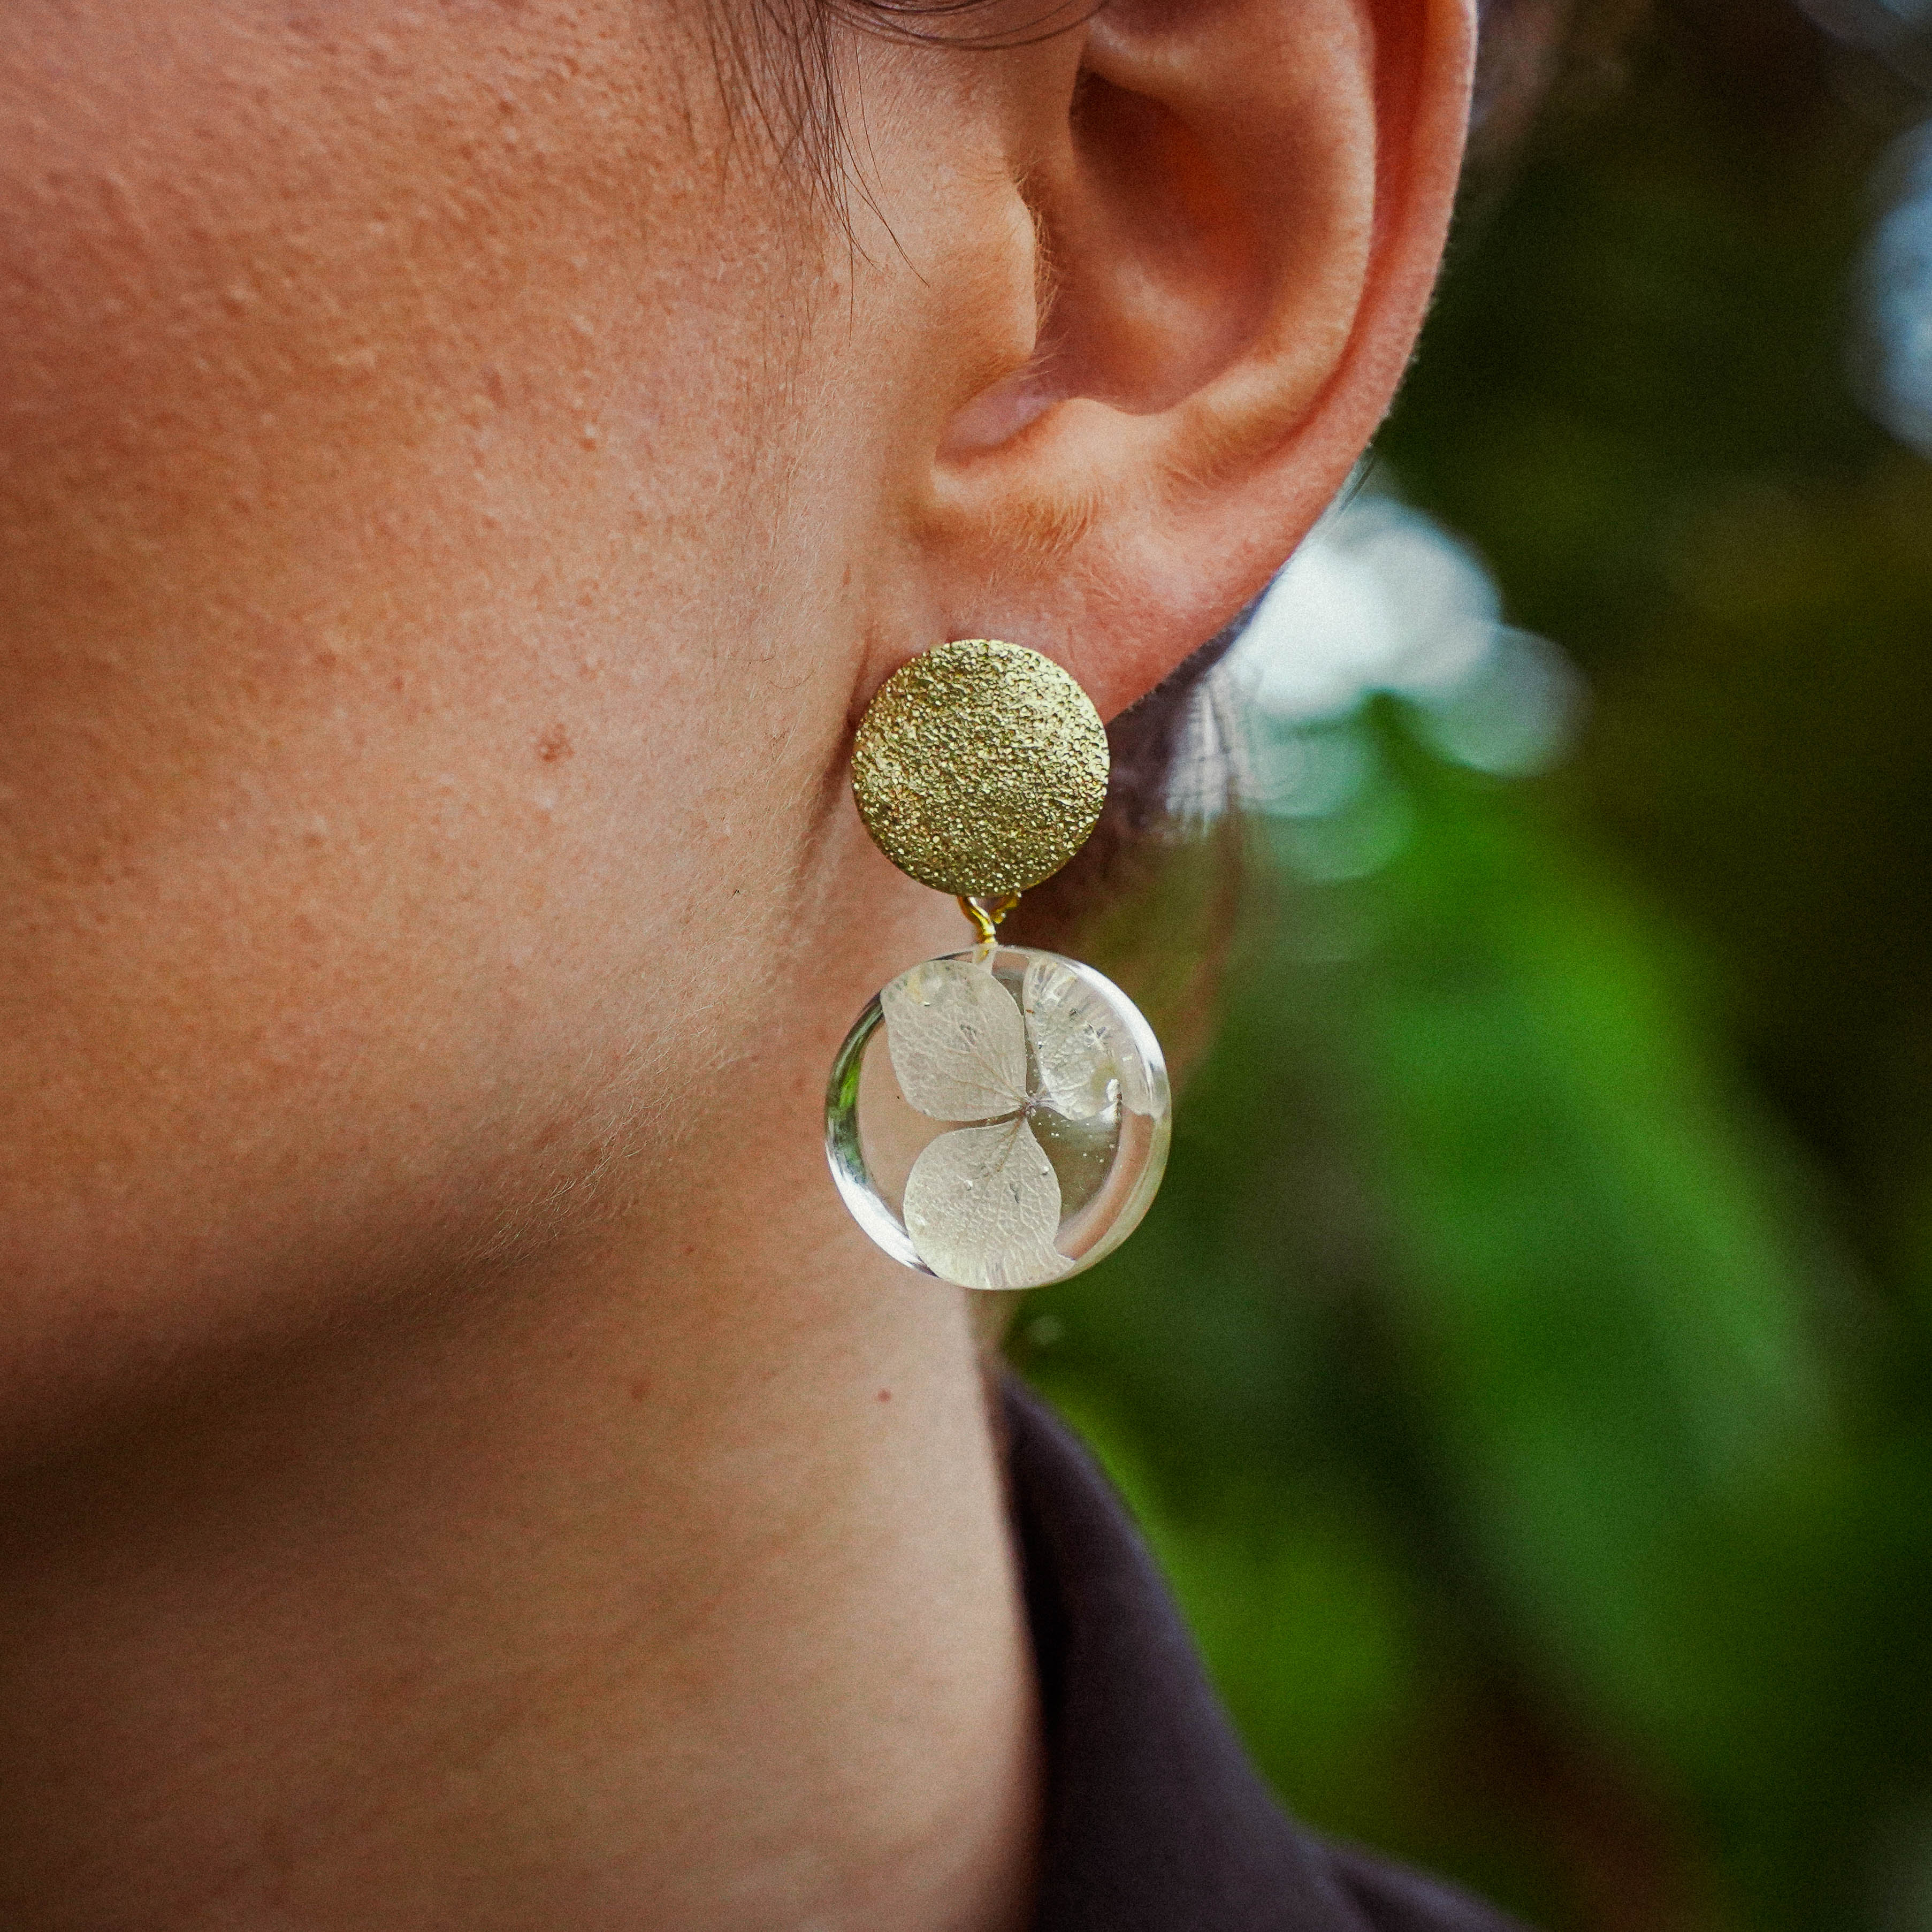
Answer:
[
  {"left": 479, "top": 364, "right": 507, "bottom": 408},
  {"left": 876, "top": 1388, "right": 891, "bottom": 1403},
  {"left": 537, "top": 726, "right": 571, "bottom": 763},
  {"left": 628, "top": 1377, "right": 650, "bottom": 1402}
]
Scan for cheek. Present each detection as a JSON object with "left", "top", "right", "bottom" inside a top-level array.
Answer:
[
  {"left": 0, "top": 636, "right": 804, "bottom": 1320},
  {"left": 0, "top": 3, "right": 850, "bottom": 1371}
]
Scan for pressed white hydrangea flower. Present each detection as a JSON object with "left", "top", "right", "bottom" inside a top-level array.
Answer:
[{"left": 879, "top": 951, "right": 1149, "bottom": 1290}]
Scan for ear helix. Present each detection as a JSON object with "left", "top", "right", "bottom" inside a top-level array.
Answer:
[{"left": 825, "top": 640, "right": 1172, "bottom": 1291}]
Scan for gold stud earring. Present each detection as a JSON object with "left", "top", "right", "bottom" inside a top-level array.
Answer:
[{"left": 826, "top": 639, "right": 1172, "bottom": 1291}]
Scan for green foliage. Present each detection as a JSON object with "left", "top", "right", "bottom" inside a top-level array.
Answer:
[{"left": 1013, "top": 8, "right": 1932, "bottom": 1926}]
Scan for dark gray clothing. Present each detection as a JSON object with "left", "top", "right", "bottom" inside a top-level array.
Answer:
[{"left": 1004, "top": 1379, "right": 1532, "bottom": 1932}]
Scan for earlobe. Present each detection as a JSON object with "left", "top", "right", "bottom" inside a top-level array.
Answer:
[{"left": 918, "top": 0, "right": 1475, "bottom": 717}]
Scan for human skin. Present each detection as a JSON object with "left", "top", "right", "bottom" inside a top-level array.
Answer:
[{"left": 0, "top": 1, "right": 1471, "bottom": 1927}]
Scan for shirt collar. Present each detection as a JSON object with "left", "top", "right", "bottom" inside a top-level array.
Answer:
[{"left": 1003, "top": 1376, "right": 1528, "bottom": 1932}]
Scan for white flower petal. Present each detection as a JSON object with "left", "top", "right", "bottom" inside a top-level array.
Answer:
[
  {"left": 901, "top": 1117, "right": 1071, "bottom": 1290},
  {"left": 1022, "top": 954, "right": 1146, "bottom": 1119},
  {"left": 881, "top": 953, "right": 1029, "bottom": 1122}
]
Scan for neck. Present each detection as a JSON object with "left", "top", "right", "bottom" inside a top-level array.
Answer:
[{"left": 0, "top": 1062, "right": 1042, "bottom": 1929}]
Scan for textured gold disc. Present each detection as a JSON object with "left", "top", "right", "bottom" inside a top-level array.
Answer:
[{"left": 852, "top": 639, "right": 1111, "bottom": 898}]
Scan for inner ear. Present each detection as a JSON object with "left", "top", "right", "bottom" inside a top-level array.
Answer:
[
  {"left": 942, "top": 57, "right": 1273, "bottom": 453},
  {"left": 1047, "top": 69, "right": 1266, "bottom": 414}
]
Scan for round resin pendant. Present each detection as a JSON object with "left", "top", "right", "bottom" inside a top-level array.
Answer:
[{"left": 826, "top": 945, "right": 1171, "bottom": 1290}]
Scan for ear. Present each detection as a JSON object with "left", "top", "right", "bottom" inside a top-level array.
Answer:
[{"left": 899, "top": 0, "right": 1476, "bottom": 718}]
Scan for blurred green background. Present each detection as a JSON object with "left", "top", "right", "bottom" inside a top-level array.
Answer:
[{"left": 1009, "top": 0, "right": 1932, "bottom": 1925}]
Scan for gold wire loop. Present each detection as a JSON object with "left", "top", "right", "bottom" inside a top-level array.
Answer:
[{"left": 958, "top": 892, "right": 1021, "bottom": 944}]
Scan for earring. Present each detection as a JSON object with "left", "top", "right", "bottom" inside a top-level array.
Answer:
[{"left": 825, "top": 638, "right": 1172, "bottom": 1290}]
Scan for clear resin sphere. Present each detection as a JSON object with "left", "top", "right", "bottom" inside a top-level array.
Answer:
[{"left": 826, "top": 945, "right": 1172, "bottom": 1291}]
